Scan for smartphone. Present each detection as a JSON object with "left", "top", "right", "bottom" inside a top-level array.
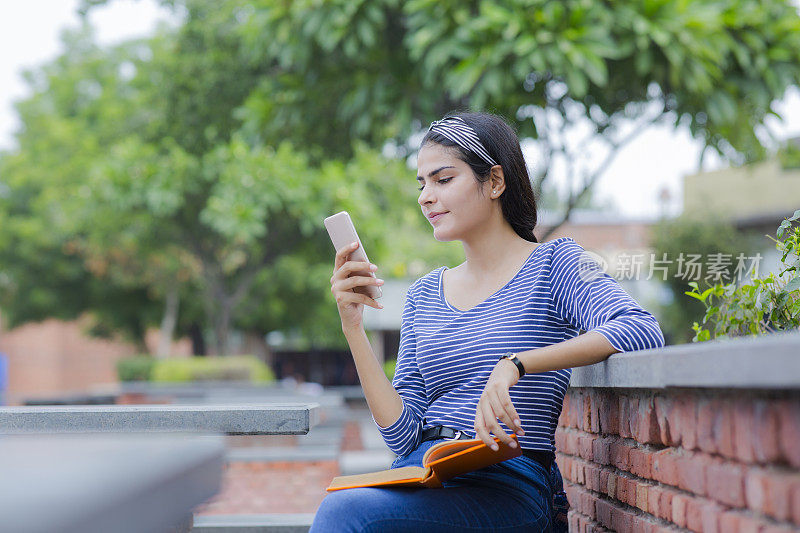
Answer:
[{"left": 324, "top": 211, "right": 382, "bottom": 300}]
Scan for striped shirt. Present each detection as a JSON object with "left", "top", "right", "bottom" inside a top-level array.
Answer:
[{"left": 375, "top": 237, "right": 665, "bottom": 456}]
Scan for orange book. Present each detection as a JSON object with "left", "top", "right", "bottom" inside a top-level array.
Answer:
[{"left": 326, "top": 434, "right": 521, "bottom": 491}]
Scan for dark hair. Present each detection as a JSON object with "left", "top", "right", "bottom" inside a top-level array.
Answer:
[{"left": 421, "top": 111, "right": 539, "bottom": 243}]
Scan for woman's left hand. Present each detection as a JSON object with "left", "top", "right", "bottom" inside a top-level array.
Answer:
[{"left": 474, "top": 358, "right": 525, "bottom": 451}]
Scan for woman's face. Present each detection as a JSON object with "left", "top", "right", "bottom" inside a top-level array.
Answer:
[{"left": 417, "top": 142, "right": 493, "bottom": 241}]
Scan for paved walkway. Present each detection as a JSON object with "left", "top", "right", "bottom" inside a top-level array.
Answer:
[{"left": 193, "top": 404, "right": 390, "bottom": 515}]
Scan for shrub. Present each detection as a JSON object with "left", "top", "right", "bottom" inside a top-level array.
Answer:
[
  {"left": 117, "top": 355, "right": 156, "bottom": 382},
  {"left": 650, "top": 215, "right": 759, "bottom": 344},
  {"left": 117, "top": 355, "right": 275, "bottom": 383},
  {"left": 685, "top": 210, "right": 800, "bottom": 341},
  {"left": 383, "top": 358, "right": 396, "bottom": 381}
]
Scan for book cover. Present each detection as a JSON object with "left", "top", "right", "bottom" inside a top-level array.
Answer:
[{"left": 326, "top": 434, "right": 521, "bottom": 491}]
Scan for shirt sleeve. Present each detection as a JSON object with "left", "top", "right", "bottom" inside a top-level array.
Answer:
[
  {"left": 372, "top": 282, "right": 427, "bottom": 456},
  {"left": 550, "top": 238, "right": 665, "bottom": 352}
]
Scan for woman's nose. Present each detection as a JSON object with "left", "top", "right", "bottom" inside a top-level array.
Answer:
[{"left": 418, "top": 187, "right": 433, "bottom": 205}]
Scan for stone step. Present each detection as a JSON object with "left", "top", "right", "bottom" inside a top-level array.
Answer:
[
  {"left": 225, "top": 446, "right": 338, "bottom": 462},
  {"left": 338, "top": 450, "right": 395, "bottom": 475},
  {"left": 192, "top": 514, "right": 313, "bottom": 533}
]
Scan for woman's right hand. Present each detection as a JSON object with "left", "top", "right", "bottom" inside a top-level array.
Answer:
[{"left": 330, "top": 242, "right": 384, "bottom": 331}]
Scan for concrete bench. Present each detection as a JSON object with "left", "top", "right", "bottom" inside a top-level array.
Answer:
[
  {"left": 192, "top": 514, "right": 314, "bottom": 533},
  {"left": 0, "top": 403, "right": 319, "bottom": 435},
  {"left": 0, "top": 433, "right": 224, "bottom": 533}
]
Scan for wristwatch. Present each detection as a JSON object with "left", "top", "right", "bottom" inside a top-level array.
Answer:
[{"left": 499, "top": 352, "right": 526, "bottom": 378}]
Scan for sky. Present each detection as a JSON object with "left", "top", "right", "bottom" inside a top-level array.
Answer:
[{"left": 1, "top": 1, "right": 799, "bottom": 219}]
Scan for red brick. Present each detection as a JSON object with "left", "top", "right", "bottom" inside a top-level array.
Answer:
[
  {"left": 738, "top": 512, "right": 767, "bottom": 533},
  {"left": 700, "top": 501, "right": 723, "bottom": 533},
  {"left": 686, "top": 497, "right": 707, "bottom": 533},
  {"left": 606, "top": 472, "right": 618, "bottom": 498},
  {"left": 630, "top": 514, "right": 654, "bottom": 533},
  {"left": 647, "top": 486, "right": 666, "bottom": 519},
  {"left": 716, "top": 400, "right": 737, "bottom": 459},
  {"left": 667, "top": 395, "right": 699, "bottom": 450},
  {"left": 628, "top": 395, "right": 640, "bottom": 440},
  {"left": 734, "top": 399, "right": 757, "bottom": 463},
  {"left": 659, "top": 488, "right": 678, "bottom": 521},
  {"left": 761, "top": 526, "right": 798, "bottom": 533},
  {"left": 588, "top": 390, "right": 601, "bottom": 434},
  {"left": 745, "top": 468, "right": 768, "bottom": 514},
  {"left": 627, "top": 396, "right": 640, "bottom": 440},
  {"left": 672, "top": 493, "right": 689, "bottom": 528},
  {"left": 568, "top": 510, "right": 580, "bottom": 532},
  {"left": 792, "top": 480, "right": 800, "bottom": 526},
  {"left": 635, "top": 481, "right": 649, "bottom": 512},
  {"left": 676, "top": 451, "right": 708, "bottom": 496},
  {"left": 718, "top": 510, "right": 742, "bottom": 533},
  {"left": 679, "top": 396, "right": 699, "bottom": 450},
  {"left": 555, "top": 427, "right": 568, "bottom": 452},
  {"left": 611, "top": 505, "right": 634, "bottom": 533},
  {"left": 585, "top": 464, "right": 601, "bottom": 492},
  {"left": 706, "top": 458, "right": 745, "bottom": 507},
  {"left": 633, "top": 395, "right": 662, "bottom": 445},
  {"left": 559, "top": 394, "right": 571, "bottom": 427},
  {"left": 599, "top": 468, "right": 610, "bottom": 496},
  {"left": 616, "top": 474, "right": 629, "bottom": 502},
  {"left": 609, "top": 440, "right": 632, "bottom": 471},
  {"left": 653, "top": 394, "right": 673, "bottom": 446},
  {"left": 652, "top": 448, "right": 680, "bottom": 487},
  {"left": 598, "top": 390, "right": 620, "bottom": 435},
  {"left": 579, "top": 434, "right": 595, "bottom": 460},
  {"left": 629, "top": 447, "right": 653, "bottom": 478},
  {"left": 593, "top": 436, "right": 614, "bottom": 465},
  {"left": 566, "top": 431, "right": 580, "bottom": 456},
  {"left": 753, "top": 400, "right": 781, "bottom": 463},
  {"left": 719, "top": 511, "right": 764, "bottom": 533},
  {"left": 582, "top": 491, "right": 597, "bottom": 519},
  {"left": 652, "top": 525, "right": 678, "bottom": 533},
  {"left": 762, "top": 472, "right": 797, "bottom": 522},
  {"left": 569, "top": 392, "right": 580, "bottom": 429},
  {"left": 625, "top": 478, "right": 639, "bottom": 507},
  {"left": 697, "top": 397, "right": 720, "bottom": 454},
  {"left": 618, "top": 395, "right": 632, "bottom": 438},
  {"left": 582, "top": 391, "right": 593, "bottom": 432},
  {"left": 596, "top": 499, "right": 614, "bottom": 529},
  {"left": 777, "top": 399, "right": 800, "bottom": 468}
]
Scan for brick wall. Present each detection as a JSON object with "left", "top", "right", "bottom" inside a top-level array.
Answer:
[
  {"left": 0, "top": 316, "right": 192, "bottom": 405},
  {"left": 556, "top": 388, "right": 800, "bottom": 533}
]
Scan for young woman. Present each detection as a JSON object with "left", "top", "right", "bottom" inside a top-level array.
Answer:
[{"left": 315, "top": 112, "right": 665, "bottom": 532}]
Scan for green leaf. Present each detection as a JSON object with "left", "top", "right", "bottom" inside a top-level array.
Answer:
[{"left": 784, "top": 277, "right": 800, "bottom": 293}]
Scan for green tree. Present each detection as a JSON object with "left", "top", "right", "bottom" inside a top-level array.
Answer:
[
  {"left": 0, "top": 21, "right": 442, "bottom": 354},
  {"left": 650, "top": 215, "right": 763, "bottom": 344},
  {"left": 5, "top": 0, "right": 800, "bottom": 355},
  {"left": 234, "top": 0, "right": 800, "bottom": 236}
]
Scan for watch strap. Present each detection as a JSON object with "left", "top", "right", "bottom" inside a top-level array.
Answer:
[{"left": 500, "top": 352, "right": 525, "bottom": 378}]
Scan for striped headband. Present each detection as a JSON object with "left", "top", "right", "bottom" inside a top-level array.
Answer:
[{"left": 428, "top": 116, "right": 498, "bottom": 167}]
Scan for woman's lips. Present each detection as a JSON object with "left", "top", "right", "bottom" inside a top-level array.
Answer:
[{"left": 429, "top": 212, "right": 447, "bottom": 223}]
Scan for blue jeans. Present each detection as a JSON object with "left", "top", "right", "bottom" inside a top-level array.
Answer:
[{"left": 311, "top": 438, "right": 569, "bottom": 532}]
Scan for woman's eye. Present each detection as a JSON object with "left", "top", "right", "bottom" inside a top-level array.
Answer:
[{"left": 418, "top": 178, "right": 452, "bottom": 191}]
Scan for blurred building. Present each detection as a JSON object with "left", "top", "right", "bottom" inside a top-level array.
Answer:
[
  {"left": 683, "top": 149, "right": 800, "bottom": 275},
  {"left": 683, "top": 156, "right": 800, "bottom": 224}
]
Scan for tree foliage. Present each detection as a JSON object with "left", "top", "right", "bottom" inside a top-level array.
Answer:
[{"left": 2, "top": 0, "right": 799, "bottom": 353}]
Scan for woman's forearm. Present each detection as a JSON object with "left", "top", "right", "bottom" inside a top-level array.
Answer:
[
  {"left": 342, "top": 326, "right": 404, "bottom": 428},
  {"left": 516, "top": 331, "right": 620, "bottom": 374}
]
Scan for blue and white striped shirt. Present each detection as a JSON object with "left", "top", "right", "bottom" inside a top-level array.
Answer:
[{"left": 376, "top": 237, "right": 665, "bottom": 456}]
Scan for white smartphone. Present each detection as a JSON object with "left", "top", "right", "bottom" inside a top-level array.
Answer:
[{"left": 324, "top": 211, "right": 382, "bottom": 300}]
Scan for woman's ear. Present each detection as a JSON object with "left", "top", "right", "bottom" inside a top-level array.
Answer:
[{"left": 489, "top": 165, "right": 505, "bottom": 196}]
